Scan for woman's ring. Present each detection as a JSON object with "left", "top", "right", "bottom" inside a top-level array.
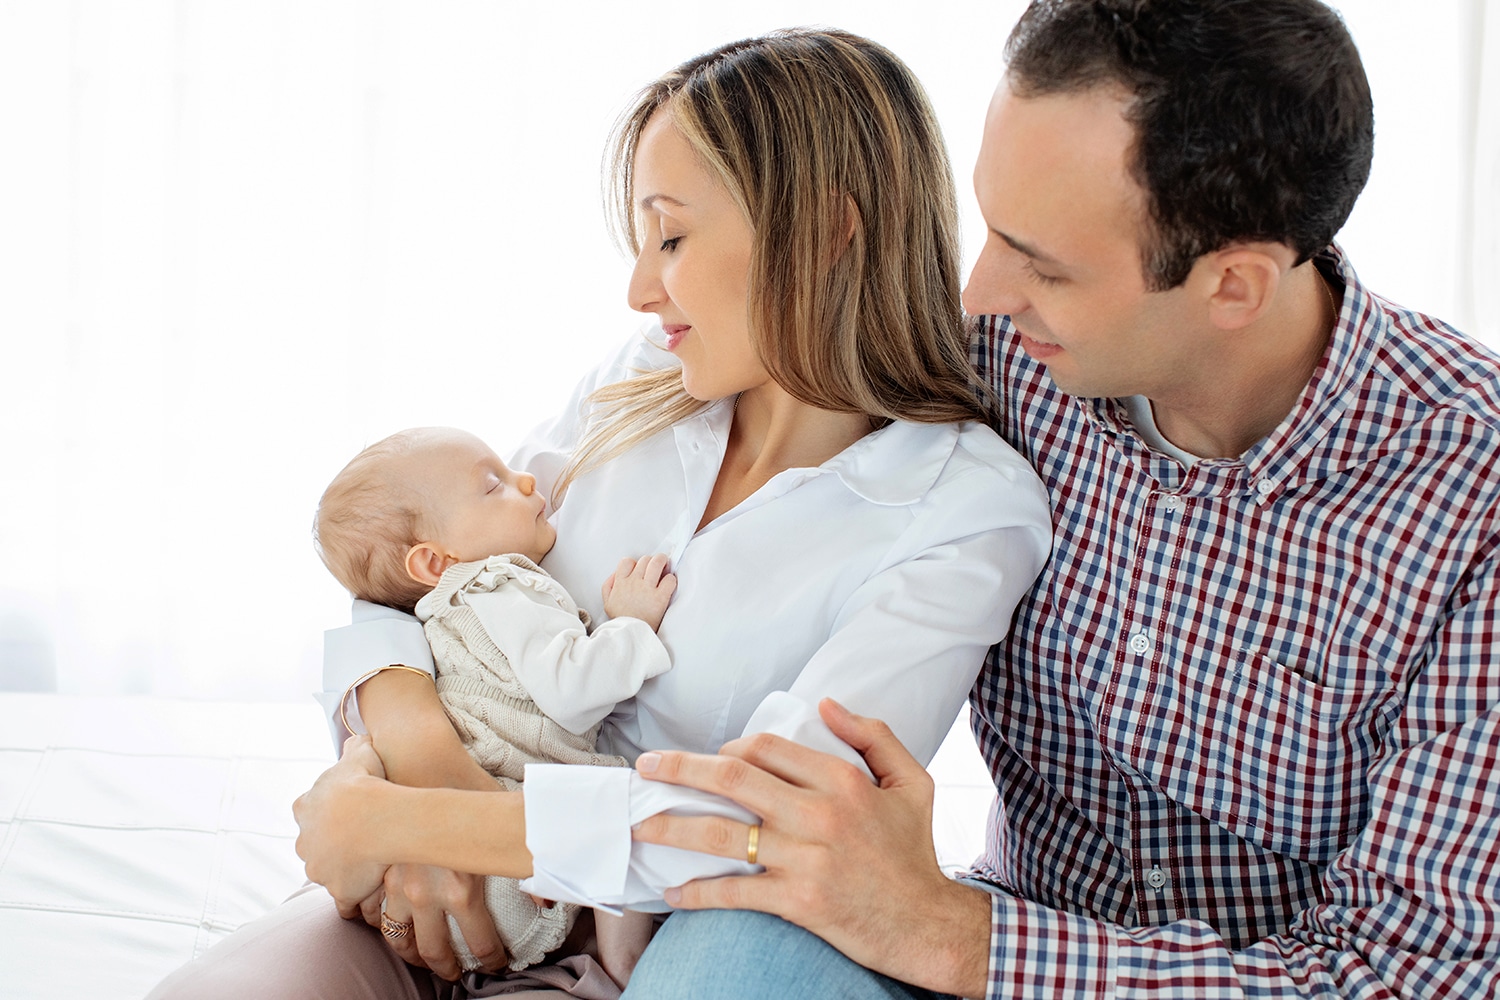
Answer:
[
  {"left": 380, "top": 913, "right": 414, "bottom": 941},
  {"left": 746, "top": 823, "right": 761, "bottom": 865}
]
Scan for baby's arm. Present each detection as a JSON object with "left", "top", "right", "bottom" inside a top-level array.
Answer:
[
  {"left": 461, "top": 560, "right": 674, "bottom": 735},
  {"left": 600, "top": 554, "right": 678, "bottom": 631}
]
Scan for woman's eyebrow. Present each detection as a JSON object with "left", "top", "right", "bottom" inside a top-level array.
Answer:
[{"left": 640, "top": 193, "right": 688, "bottom": 211}]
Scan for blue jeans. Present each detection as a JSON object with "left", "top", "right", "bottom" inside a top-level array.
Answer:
[{"left": 623, "top": 909, "right": 956, "bottom": 1000}]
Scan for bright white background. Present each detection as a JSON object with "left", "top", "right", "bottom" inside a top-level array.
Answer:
[{"left": 1, "top": 1, "right": 1496, "bottom": 704}]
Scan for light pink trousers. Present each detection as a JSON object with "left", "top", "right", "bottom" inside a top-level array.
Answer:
[{"left": 145, "top": 883, "right": 619, "bottom": 1000}]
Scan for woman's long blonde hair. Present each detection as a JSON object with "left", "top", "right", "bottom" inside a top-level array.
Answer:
[{"left": 555, "top": 28, "right": 985, "bottom": 503}]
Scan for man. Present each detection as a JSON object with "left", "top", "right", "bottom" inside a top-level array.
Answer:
[{"left": 625, "top": 1, "right": 1500, "bottom": 997}]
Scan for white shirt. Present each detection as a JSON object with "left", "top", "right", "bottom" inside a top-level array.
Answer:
[{"left": 323, "top": 332, "right": 1052, "bottom": 909}]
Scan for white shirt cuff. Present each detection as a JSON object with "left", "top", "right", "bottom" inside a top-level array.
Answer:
[{"left": 520, "top": 763, "right": 761, "bottom": 912}]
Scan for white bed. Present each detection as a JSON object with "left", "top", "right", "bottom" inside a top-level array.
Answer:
[{"left": 0, "top": 693, "right": 994, "bottom": 999}]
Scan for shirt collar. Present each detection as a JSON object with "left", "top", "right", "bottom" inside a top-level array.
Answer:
[
  {"left": 1238, "top": 244, "right": 1381, "bottom": 482},
  {"left": 1083, "top": 243, "right": 1387, "bottom": 501},
  {"left": 819, "top": 419, "right": 959, "bottom": 506}
]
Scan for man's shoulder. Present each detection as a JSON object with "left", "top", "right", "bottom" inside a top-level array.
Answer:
[{"left": 1364, "top": 293, "right": 1500, "bottom": 437}]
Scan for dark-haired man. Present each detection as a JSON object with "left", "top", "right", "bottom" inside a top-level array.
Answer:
[{"left": 627, "top": 1, "right": 1500, "bottom": 997}]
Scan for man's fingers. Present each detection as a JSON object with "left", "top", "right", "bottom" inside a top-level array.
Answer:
[
  {"left": 817, "top": 698, "right": 929, "bottom": 789},
  {"left": 666, "top": 874, "right": 780, "bottom": 915},
  {"left": 636, "top": 747, "right": 794, "bottom": 814},
  {"left": 719, "top": 729, "right": 870, "bottom": 792},
  {"left": 633, "top": 812, "right": 766, "bottom": 865}
]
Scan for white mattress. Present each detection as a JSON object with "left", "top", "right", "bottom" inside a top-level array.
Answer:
[{"left": 0, "top": 694, "right": 992, "bottom": 999}]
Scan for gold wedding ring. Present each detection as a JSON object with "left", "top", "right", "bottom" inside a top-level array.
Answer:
[{"left": 746, "top": 823, "right": 761, "bottom": 865}]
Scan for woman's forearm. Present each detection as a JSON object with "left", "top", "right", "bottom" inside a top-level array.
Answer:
[
  {"left": 363, "top": 780, "right": 534, "bottom": 878},
  {"left": 358, "top": 668, "right": 497, "bottom": 792}
]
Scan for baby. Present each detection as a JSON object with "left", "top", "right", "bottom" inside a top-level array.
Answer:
[{"left": 314, "top": 426, "right": 674, "bottom": 986}]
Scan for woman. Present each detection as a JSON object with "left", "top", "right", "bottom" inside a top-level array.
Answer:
[{"left": 150, "top": 27, "right": 1049, "bottom": 999}]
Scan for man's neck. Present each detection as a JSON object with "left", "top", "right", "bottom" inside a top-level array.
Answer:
[{"left": 1150, "top": 263, "right": 1339, "bottom": 459}]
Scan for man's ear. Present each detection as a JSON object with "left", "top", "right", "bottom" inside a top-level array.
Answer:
[
  {"left": 1203, "top": 246, "right": 1288, "bottom": 331},
  {"left": 405, "top": 543, "right": 454, "bottom": 587}
]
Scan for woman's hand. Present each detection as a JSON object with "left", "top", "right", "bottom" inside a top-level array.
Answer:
[
  {"left": 292, "top": 735, "right": 392, "bottom": 915},
  {"left": 629, "top": 699, "right": 992, "bottom": 997},
  {"left": 375, "top": 864, "right": 508, "bottom": 980}
]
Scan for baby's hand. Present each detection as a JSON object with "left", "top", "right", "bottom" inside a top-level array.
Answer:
[{"left": 601, "top": 554, "right": 677, "bottom": 631}]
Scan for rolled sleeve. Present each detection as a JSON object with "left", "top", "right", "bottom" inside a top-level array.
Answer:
[
  {"left": 520, "top": 763, "right": 759, "bottom": 913},
  {"left": 318, "top": 601, "right": 433, "bottom": 746}
]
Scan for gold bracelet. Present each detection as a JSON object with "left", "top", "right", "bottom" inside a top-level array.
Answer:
[{"left": 338, "top": 664, "right": 435, "bottom": 739}]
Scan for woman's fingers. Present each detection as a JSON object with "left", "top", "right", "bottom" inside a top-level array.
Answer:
[
  {"left": 447, "top": 895, "right": 509, "bottom": 974},
  {"left": 340, "top": 733, "right": 388, "bottom": 779},
  {"left": 410, "top": 901, "right": 462, "bottom": 981},
  {"left": 356, "top": 888, "right": 384, "bottom": 927},
  {"left": 382, "top": 864, "right": 500, "bottom": 981}
]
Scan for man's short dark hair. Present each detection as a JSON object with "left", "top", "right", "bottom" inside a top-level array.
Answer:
[{"left": 1005, "top": 0, "right": 1374, "bottom": 290}]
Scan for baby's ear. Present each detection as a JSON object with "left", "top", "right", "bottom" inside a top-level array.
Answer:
[{"left": 405, "top": 543, "right": 452, "bottom": 587}]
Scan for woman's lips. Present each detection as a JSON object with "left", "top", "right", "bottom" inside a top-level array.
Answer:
[{"left": 662, "top": 324, "right": 690, "bottom": 351}]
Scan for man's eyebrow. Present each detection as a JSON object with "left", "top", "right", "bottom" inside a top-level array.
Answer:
[{"left": 995, "top": 228, "right": 1064, "bottom": 267}]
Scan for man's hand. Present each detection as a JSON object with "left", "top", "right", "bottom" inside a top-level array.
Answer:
[
  {"left": 629, "top": 699, "right": 993, "bottom": 997},
  {"left": 601, "top": 553, "right": 678, "bottom": 630}
]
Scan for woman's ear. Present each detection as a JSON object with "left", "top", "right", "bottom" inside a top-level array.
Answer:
[
  {"left": 830, "top": 192, "right": 861, "bottom": 265},
  {"left": 1203, "top": 246, "right": 1288, "bottom": 331},
  {"left": 405, "top": 543, "right": 455, "bottom": 587}
]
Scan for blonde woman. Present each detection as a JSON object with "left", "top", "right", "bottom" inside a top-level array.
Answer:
[{"left": 150, "top": 28, "right": 1050, "bottom": 999}]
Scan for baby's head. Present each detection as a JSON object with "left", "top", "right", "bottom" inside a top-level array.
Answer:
[{"left": 314, "top": 427, "right": 556, "bottom": 612}]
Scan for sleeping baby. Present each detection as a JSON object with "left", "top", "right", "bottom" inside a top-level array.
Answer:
[{"left": 313, "top": 425, "right": 674, "bottom": 987}]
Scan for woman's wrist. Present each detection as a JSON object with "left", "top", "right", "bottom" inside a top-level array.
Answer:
[{"left": 368, "top": 785, "right": 534, "bottom": 879}]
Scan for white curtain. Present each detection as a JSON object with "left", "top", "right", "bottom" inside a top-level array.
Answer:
[
  {"left": 1462, "top": 0, "right": 1499, "bottom": 339},
  {"left": 0, "top": 1, "right": 1492, "bottom": 703}
]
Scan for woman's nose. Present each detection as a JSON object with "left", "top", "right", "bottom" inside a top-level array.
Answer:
[{"left": 627, "top": 246, "right": 664, "bottom": 314}]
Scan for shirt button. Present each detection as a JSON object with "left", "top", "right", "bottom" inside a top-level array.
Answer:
[
  {"left": 1255, "top": 478, "right": 1274, "bottom": 496},
  {"left": 1162, "top": 496, "right": 1182, "bottom": 513},
  {"left": 1146, "top": 866, "right": 1168, "bottom": 890},
  {"left": 1128, "top": 631, "right": 1152, "bottom": 655}
]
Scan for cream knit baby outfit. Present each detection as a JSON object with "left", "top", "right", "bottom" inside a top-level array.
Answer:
[{"left": 415, "top": 554, "right": 671, "bottom": 971}]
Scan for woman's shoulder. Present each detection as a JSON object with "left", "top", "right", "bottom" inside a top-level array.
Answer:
[
  {"left": 836, "top": 419, "right": 1048, "bottom": 529},
  {"left": 945, "top": 420, "right": 1044, "bottom": 487},
  {"left": 907, "top": 420, "right": 1051, "bottom": 535}
]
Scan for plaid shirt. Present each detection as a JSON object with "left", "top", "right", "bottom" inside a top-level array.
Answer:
[{"left": 966, "top": 246, "right": 1500, "bottom": 999}]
